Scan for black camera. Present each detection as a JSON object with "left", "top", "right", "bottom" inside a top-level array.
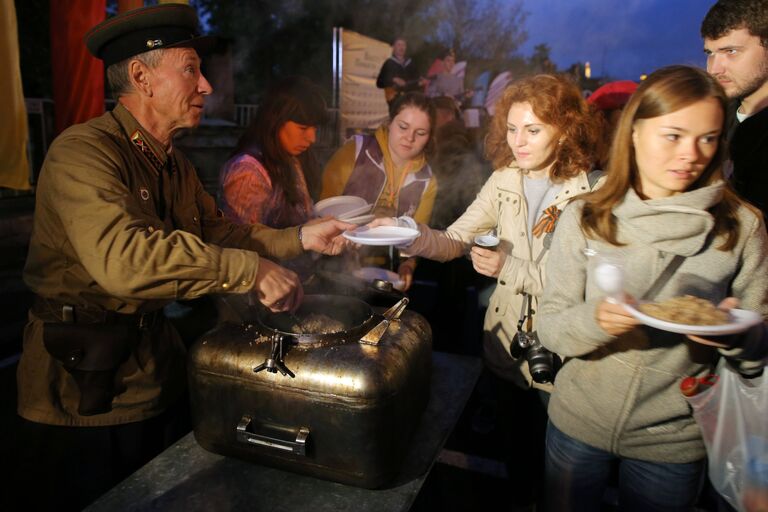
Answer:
[{"left": 510, "top": 330, "right": 559, "bottom": 384}]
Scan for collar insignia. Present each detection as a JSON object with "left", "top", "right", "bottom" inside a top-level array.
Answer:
[{"left": 130, "top": 130, "right": 164, "bottom": 173}]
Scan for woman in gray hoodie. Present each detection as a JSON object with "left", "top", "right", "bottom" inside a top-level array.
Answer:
[{"left": 538, "top": 65, "right": 768, "bottom": 511}]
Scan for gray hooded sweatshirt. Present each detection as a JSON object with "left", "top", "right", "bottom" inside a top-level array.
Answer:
[{"left": 538, "top": 181, "right": 768, "bottom": 463}]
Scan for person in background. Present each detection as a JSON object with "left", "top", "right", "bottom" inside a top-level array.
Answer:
[
  {"left": 372, "top": 74, "right": 603, "bottom": 508},
  {"left": 376, "top": 37, "right": 427, "bottom": 105},
  {"left": 10, "top": 6, "right": 350, "bottom": 510},
  {"left": 218, "top": 76, "right": 328, "bottom": 277},
  {"left": 538, "top": 65, "right": 768, "bottom": 512},
  {"left": 429, "top": 95, "right": 489, "bottom": 230},
  {"left": 587, "top": 80, "right": 637, "bottom": 168},
  {"left": 426, "top": 49, "right": 474, "bottom": 106},
  {"left": 321, "top": 92, "right": 437, "bottom": 290},
  {"left": 702, "top": 0, "right": 768, "bottom": 221}
]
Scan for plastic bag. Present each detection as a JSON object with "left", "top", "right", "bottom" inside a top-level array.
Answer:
[{"left": 686, "top": 362, "right": 768, "bottom": 512}]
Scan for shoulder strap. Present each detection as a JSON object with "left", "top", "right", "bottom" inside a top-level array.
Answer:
[{"left": 641, "top": 254, "right": 685, "bottom": 300}]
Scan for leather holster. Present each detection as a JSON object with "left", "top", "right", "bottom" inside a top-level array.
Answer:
[{"left": 43, "top": 323, "right": 140, "bottom": 416}]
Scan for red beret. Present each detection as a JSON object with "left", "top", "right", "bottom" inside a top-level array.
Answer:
[{"left": 587, "top": 81, "right": 638, "bottom": 111}]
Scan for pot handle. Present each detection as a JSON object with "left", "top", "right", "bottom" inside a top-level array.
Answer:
[
  {"left": 236, "top": 415, "right": 309, "bottom": 456},
  {"left": 360, "top": 297, "right": 409, "bottom": 345}
]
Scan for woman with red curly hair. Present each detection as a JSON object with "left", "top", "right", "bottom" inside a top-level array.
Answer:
[{"left": 372, "top": 73, "right": 602, "bottom": 505}]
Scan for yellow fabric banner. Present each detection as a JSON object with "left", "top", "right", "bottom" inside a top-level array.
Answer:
[
  {"left": 0, "top": 0, "right": 31, "bottom": 190},
  {"left": 339, "top": 29, "right": 391, "bottom": 140}
]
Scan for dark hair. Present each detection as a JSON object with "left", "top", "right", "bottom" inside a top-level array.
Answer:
[
  {"left": 387, "top": 91, "right": 437, "bottom": 157},
  {"left": 432, "top": 95, "right": 460, "bottom": 119},
  {"left": 701, "top": 0, "right": 768, "bottom": 47},
  {"left": 485, "top": 74, "right": 601, "bottom": 180},
  {"left": 232, "top": 76, "right": 328, "bottom": 204},
  {"left": 581, "top": 65, "right": 748, "bottom": 250}
]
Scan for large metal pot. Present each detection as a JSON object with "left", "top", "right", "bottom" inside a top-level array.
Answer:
[{"left": 188, "top": 293, "right": 431, "bottom": 488}]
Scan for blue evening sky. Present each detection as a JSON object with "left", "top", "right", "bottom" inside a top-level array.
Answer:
[{"left": 519, "top": 0, "right": 713, "bottom": 80}]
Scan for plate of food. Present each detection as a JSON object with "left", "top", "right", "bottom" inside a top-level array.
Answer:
[
  {"left": 623, "top": 295, "right": 763, "bottom": 336},
  {"left": 315, "top": 196, "right": 371, "bottom": 220},
  {"left": 342, "top": 226, "right": 420, "bottom": 246}
]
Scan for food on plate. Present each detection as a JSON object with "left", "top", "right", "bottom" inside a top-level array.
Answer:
[{"left": 638, "top": 295, "right": 730, "bottom": 325}]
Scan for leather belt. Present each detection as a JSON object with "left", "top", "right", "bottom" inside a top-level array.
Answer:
[{"left": 31, "top": 296, "right": 164, "bottom": 330}]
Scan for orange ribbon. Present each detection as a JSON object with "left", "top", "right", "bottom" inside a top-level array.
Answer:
[{"left": 532, "top": 205, "right": 561, "bottom": 238}]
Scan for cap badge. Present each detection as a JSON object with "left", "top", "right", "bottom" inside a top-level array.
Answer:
[{"left": 146, "top": 39, "right": 164, "bottom": 49}]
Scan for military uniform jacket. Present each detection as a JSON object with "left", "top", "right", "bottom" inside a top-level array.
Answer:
[{"left": 19, "top": 103, "right": 303, "bottom": 426}]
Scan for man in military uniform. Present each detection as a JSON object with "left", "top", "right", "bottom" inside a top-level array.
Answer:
[{"left": 11, "top": 5, "right": 351, "bottom": 509}]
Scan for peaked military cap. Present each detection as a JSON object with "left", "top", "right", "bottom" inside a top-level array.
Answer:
[{"left": 84, "top": 4, "right": 215, "bottom": 67}]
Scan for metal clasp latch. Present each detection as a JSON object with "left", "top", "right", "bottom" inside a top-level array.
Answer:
[
  {"left": 253, "top": 334, "right": 295, "bottom": 378},
  {"left": 62, "top": 304, "right": 74, "bottom": 323}
]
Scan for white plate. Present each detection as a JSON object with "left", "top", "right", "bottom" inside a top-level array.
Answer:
[
  {"left": 315, "top": 196, "right": 369, "bottom": 219},
  {"left": 343, "top": 226, "right": 420, "bottom": 246},
  {"left": 342, "top": 213, "right": 376, "bottom": 225},
  {"left": 623, "top": 303, "right": 763, "bottom": 336},
  {"left": 353, "top": 267, "right": 406, "bottom": 291}
]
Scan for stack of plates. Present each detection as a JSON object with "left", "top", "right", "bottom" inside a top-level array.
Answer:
[
  {"left": 315, "top": 196, "right": 374, "bottom": 225},
  {"left": 342, "top": 226, "right": 420, "bottom": 246}
]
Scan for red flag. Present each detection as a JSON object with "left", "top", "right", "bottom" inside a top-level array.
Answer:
[{"left": 50, "top": 0, "right": 105, "bottom": 134}]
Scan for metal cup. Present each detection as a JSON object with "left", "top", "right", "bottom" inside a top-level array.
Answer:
[{"left": 473, "top": 234, "right": 499, "bottom": 251}]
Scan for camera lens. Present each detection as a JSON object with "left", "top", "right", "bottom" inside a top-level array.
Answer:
[{"left": 526, "top": 344, "right": 555, "bottom": 384}]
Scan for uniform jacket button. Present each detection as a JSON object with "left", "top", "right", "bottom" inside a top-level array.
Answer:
[{"left": 221, "top": 282, "right": 230, "bottom": 289}]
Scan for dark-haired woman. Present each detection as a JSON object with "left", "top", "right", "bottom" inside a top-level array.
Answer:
[
  {"left": 218, "top": 76, "right": 327, "bottom": 230},
  {"left": 538, "top": 65, "right": 768, "bottom": 511},
  {"left": 321, "top": 91, "right": 438, "bottom": 289}
]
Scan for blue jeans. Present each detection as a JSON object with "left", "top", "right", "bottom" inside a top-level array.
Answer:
[{"left": 545, "top": 422, "right": 705, "bottom": 512}]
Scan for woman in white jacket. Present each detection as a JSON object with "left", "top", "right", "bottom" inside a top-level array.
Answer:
[{"left": 373, "top": 74, "right": 603, "bottom": 506}]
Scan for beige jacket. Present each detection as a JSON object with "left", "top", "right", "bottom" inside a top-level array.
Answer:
[{"left": 407, "top": 165, "right": 597, "bottom": 387}]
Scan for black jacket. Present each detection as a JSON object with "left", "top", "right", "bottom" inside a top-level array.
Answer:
[{"left": 727, "top": 100, "right": 768, "bottom": 222}]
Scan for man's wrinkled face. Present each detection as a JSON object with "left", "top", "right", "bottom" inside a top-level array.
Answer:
[
  {"left": 704, "top": 28, "right": 768, "bottom": 100},
  {"left": 148, "top": 48, "right": 213, "bottom": 131}
]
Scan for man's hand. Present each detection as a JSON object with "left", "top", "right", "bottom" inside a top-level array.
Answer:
[
  {"left": 392, "top": 77, "right": 406, "bottom": 87},
  {"left": 301, "top": 217, "right": 355, "bottom": 255},
  {"left": 596, "top": 297, "right": 641, "bottom": 336},
  {"left": 470, "top": 246, "right": 506, "bottom": 278},
  {"left": 398, "top": 257, "right": 417, "bottom": 291},
  {"left": 252, "top": 258, "right": 303, "bottom": 312}
]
